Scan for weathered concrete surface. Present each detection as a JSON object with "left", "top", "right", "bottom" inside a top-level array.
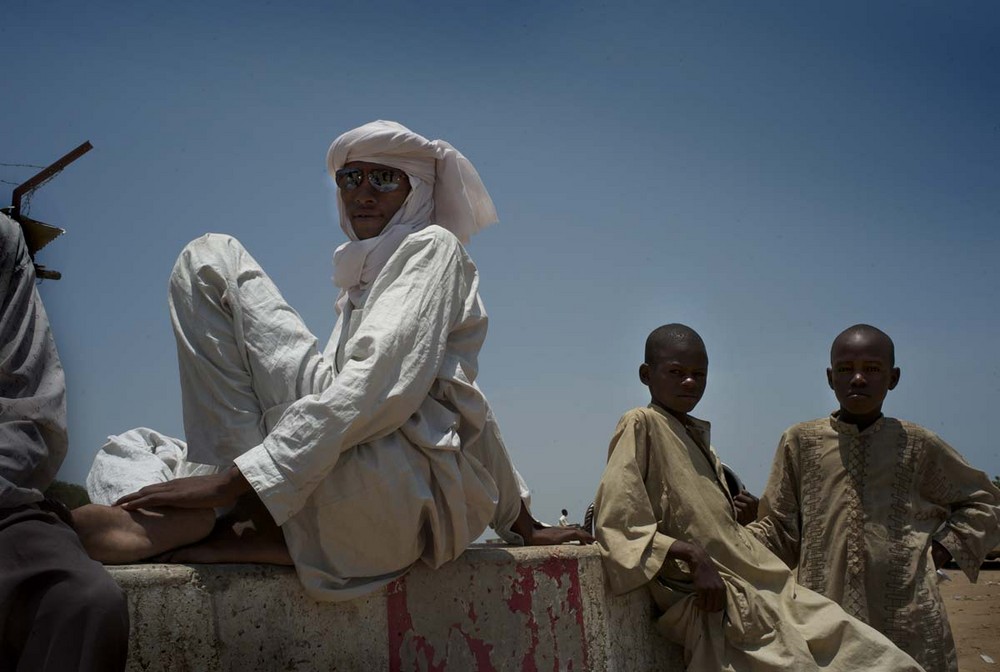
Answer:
[{"left": 109, "top": 545, "right": 683, "bottom": 671}]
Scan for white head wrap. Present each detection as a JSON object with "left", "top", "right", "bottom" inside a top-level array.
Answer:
[{"left": 327, "top": 120, "right": 498, "bottom": 311}]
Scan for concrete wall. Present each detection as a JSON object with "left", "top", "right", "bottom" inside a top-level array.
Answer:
[{"left": 109, "top": 545, "right": 684, "bottom": 671}]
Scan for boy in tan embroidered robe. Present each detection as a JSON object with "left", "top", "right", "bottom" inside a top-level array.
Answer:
[
  {"left": 749, "top": 324, "right": 1000, "bottom": 672},
  {"left": 595, "top": 323, "right": 924, "bottom": 671}
]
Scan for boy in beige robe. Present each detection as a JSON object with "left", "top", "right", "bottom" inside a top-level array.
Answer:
[
  {"left": 749, "top": 324, "right": 1000, "bottom": 672},
  {"left": 594, "top": 323, "right": 924, "bottom": 671}
]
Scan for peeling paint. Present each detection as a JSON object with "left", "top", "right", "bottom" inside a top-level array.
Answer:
[
  {"left": 388, "top": 557, "right": 589, "bottom": 671},
  {"left": 108, "top": 546, "right": 685, "bottom": 672},
  {"left": 388, "top": 577, "right": 445, "bottom": 672}
]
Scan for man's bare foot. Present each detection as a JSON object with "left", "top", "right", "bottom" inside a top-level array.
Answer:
[
  {"left": 511, "top": 501, "right": 595, "bottom": 546},
  {"left": 72, "top": 503, "right": 215, "bottom": 564},
  {"left": 524, "top": 524, "right": 595, "bottom": 546},
  {"left": 153, "top": 502, "right": 293, "bottom": 565},
  {"left": 148, "top": 491, "right": 293, "bottom": 565},
  {"left": 155, "top": 535, "right": 293, "bottom": 565}
]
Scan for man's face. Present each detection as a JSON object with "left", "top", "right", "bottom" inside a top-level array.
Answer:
[
  {"left": 640, "top": 341, "right": 708, "bottom": 416},
  {"left": 338, "top": 161, "right": 411, "bottom": 240},
  {"left": 827, "top": 332, "right": 899, "bottom": 422}
]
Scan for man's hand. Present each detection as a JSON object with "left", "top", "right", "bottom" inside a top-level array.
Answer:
[
  {"left": 931, "top": 539, "right": 953, "bottom": 570},
  {"left": 116, "top": 466, "right": 252, "bottom": 511},
  {"left": 669, "top": 539, "right": 726, "bottom": 613},
  {"left": 512, "top": 501, "right": 595, "bottom": 546},
  {"left": 524, "top": 524, "right": 596, "bottom": 546},
  {"left": 733, "top": 491, "right": 759, "bottom": 526}
]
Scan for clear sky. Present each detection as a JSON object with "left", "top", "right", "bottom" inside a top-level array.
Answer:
[{"left": 4, "top": 0, "right": 999, "bottom": 527}]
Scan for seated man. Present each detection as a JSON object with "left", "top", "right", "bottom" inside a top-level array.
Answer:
[
  {"left": 594, "top": 323, "right": 923, "bottom": 671},
  {"left": 0, "top": 213, "right": 129, "bottom": 671},
  {"left": 749, "top": 324, "right": 1000, "bottom": 672},
  {"left": 75, "top": 121, "right": 591, "bottom": 601}
]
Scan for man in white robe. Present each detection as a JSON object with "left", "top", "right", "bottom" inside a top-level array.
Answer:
[{"left": 82, "top": 121, "right": 590, "bottom": 600}]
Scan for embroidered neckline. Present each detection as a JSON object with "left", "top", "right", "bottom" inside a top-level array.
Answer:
[{"left": 829, "top": 412, "right": 886, "bottom": 438}]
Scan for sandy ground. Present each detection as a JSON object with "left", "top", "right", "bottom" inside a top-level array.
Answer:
[{"left": 940, "top": 563, "right": 1000, "bottom": 671}]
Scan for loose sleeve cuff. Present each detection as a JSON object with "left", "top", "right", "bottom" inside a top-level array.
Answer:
[
  {"left": 606, "top": 530, "right": 677, "bottom": 596},
  {"left": 493, "top": 496, "right": 529, "bottom": 546},
  {"left": 233, "top": 443, "right": 295, "bottom": 527},
  {"left": 934, "top": 526, "right": 980, "bottom": 583}
]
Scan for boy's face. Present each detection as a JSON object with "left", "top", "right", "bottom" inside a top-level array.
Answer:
[
  {"left": 640, "top": 341, "right": 708, "bottom": 416},
  {"left": 826, "top": 332, "right": 900, "bottom": 423}
]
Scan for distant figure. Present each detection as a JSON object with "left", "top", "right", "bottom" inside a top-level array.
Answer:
[
  {"left": 0, "top": 214, "right": 129, "bottom": 671},
  {"left": 77, "top": 120, "right": 592, "bottom": 601},
  {"left": 594, "top": 323, "right": 923, "bottom": 670},
  {"left": 750, "top": 324, "right": 1000, "bottom": 672},
  {"left": 558, "top": 509, "right": 570, "bottom": 527}
]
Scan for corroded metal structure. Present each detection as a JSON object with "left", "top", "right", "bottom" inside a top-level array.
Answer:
[{"left": 3, "top": 140, "right": 92, "bottom": 280}]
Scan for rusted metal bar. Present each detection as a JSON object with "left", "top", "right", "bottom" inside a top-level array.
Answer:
[
  {"left": 15, "top": 212, "right": 65, "bottom": 260},
  {"left": 6, "top": 140, "right": 93, "bottom": 279},
  {"left": 11, "top": 140, "right": 93, "bottom": 220}
]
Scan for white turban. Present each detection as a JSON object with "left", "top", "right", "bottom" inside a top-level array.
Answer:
[{"left": 327, "top": 120, "right": 498, "bottom": 311}]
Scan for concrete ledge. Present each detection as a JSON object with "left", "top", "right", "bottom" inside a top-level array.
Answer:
[{"left": 110, "top": 545, "right": 683, "bottom": 671}]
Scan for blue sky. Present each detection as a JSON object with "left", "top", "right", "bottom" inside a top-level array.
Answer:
[{"left": 4, "top": 0, "right": 999, "bottom": 526}]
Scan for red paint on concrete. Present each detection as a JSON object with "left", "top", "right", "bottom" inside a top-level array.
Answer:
[
  {"left": 389, "top": 557, "right": 588, "bottom": 672},
  {"left": 459, "top": 629, "right": 497, "bottom": 670},
  {"left": 537, "top": 557, "right": 590, "bottom": 671},
  {"left": 507, "top": 565, "right": 540, "bottom": 672},
  {"left": 387, "top": 576, "right": 445, "bottom": 672}
]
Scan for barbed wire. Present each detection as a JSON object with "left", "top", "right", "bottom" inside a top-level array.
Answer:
[
  {"left": 0, "top": 162, "right": 46, "bottom": 169},
  {"left": 1, "top": 179, "right": 21, "bottom": 186}
]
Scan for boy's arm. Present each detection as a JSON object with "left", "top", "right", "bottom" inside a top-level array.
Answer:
[
  {"left": 594, "top": 413, "right": 725, "bottom": 611},
  {"left": 746, "top": 431, "right": 802, "bottom": 568},
  {"left": 920, "top": 433, "right": 1000, "bottom": 583}
]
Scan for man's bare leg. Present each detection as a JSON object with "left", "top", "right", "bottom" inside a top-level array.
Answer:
[
  {"left": 155, "top": 493, "right": 292, "bottom": 565},
  {"left": 72, "top": 504, "right": 216, "bottom": 564}
]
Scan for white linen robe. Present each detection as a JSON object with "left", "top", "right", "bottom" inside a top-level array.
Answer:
[{"left": 89, "top": 226, "right": 527, "bottom": 601}]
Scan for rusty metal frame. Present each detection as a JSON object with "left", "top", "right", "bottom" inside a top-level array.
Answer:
[{"left": 6, "top": 141, "right": 93, "bottom": 280}]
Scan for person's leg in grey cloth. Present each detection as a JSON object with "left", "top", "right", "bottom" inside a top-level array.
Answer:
[{"left": 0, "top": 213, "right": 129, "bottom": 671}]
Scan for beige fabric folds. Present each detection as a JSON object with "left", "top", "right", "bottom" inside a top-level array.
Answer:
[
  {"left": 595, "top": 405, "right": 925, "bottom": 672},
  {"left": 750, "top": 414, "right": 1000, "bottom": 672}
]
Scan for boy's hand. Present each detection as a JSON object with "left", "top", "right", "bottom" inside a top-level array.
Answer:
[
  {"left": 669, "top": 540, "right": 726, "bottom": 612},
  {"left": 116, "top": 466, "right": 252, "bottom": 511},
  {"left": 733, "top": 490, "right": 759, "bottom": 525},
  {"left": 931, "top": 539, "right": 953, "bottom": 570}
]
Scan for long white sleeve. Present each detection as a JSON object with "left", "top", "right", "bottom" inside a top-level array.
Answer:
[{"left": 236, "top": 228, "right": 477, "bottom": 525}]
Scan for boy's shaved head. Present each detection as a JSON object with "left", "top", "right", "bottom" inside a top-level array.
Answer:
[
  {"left": 831, "top": 324, "right": 895, "bottom": 367},
  {"left": 641, "top": 323, "right": 708, "bottom": 418},
  {"left": 645, "top": 323, "right": 705, "bottom": 364}
]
